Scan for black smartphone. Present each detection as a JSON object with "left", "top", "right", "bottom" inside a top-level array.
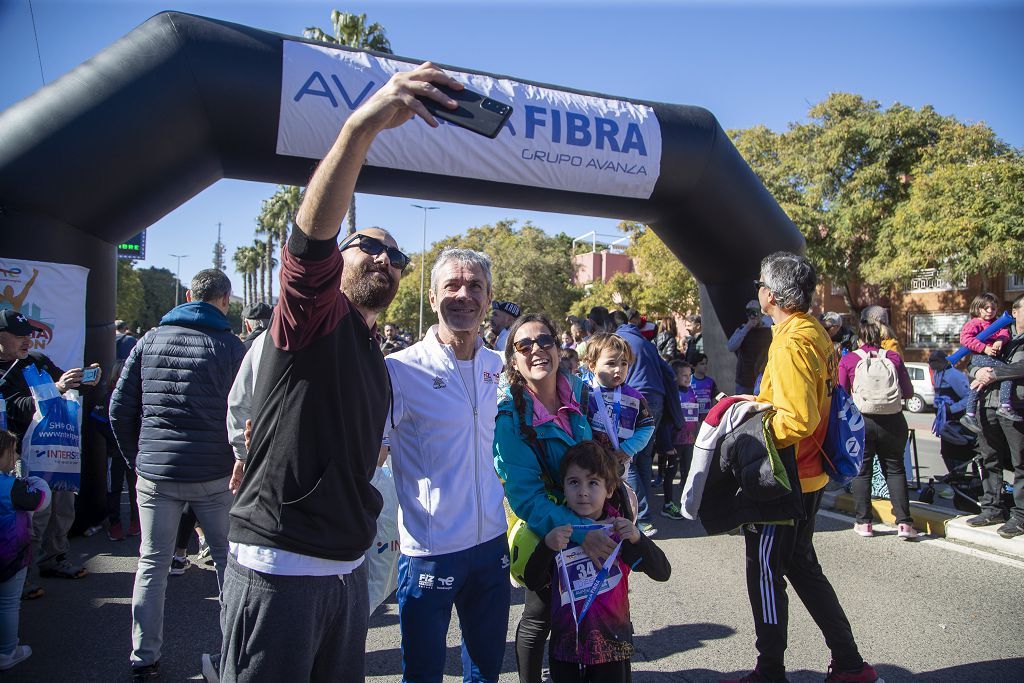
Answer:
[{"left": 418, "top": 83, "right": 513, "bottom": 139}]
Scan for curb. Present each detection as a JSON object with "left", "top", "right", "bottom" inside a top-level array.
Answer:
[{"left": 821, "top": 490, "right": 1024, "bottom": 560}]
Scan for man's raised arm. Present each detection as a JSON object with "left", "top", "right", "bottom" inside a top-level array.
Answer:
[{"left": 295, "top": 62, "right": 462, "bottom": 240}]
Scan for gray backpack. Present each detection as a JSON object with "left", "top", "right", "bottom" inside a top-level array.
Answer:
[{"left": 850, "top": 349, "right": 902, "bottom": 415}]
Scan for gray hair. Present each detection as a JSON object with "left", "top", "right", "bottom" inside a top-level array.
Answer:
[
  {"left": 430, "top": 248, "right": 493, "bottom": 294},
  {"left": 190, "top": 269, "right": 232, "bottom": 302},
  {"left": 760, "top": 251, "right": 816, "bottom": 313}
]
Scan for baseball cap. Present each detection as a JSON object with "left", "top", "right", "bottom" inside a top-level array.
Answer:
[
  {"left": 928, "top": 350, "right": 950, "bottom": 365},
  {"left": 492, "top": 301, "right": 521, "bottom": 317},
  {"left": 0, "top": 310, "right": 35, "bottom": 336},
  {"left": 242, "top": 302, "right": 273, "bottom": 321}
]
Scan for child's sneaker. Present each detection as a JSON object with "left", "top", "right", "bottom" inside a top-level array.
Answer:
[
  {"left": 661, "top": 502, "right": 684, "bottom": 520},
  {"left": 638, "top": 520, "right": 658, "bottom": 538},
  {"left": 960, "top": 414, "right": 982, "bottom": 434},
  {"left": 169, "top": 555, "right": 191, "bottom": 576},
  {"left": 82, "top": 523, "right": 104, "bottom": 537},
  {"left": 108, "top": 521, "right": 125, "bottom": 541},
  {"left": 897, "top": 523, "right": 920, "bottom": 540},
  {"left": 996, "top": 406, "right": 1023, "bottom": 422},
  {"left": 825, "top": 661, "right": 883, "bottom": 682},
  {"left": 0, "top": 644, "right": 31, "bottom": 671}
]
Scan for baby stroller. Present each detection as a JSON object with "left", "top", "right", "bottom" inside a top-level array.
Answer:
[{"left": 918, "top": 420, "right": 1014, "bottom": 515}]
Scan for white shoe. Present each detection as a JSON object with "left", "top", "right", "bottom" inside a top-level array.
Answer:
[{"left": 0, "top": 644, "right": 32, "bottom": 671}]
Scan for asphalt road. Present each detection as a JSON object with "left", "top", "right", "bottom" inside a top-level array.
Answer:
[{"left": 16, "top": 435, "right": 1022, "bottom": 683}]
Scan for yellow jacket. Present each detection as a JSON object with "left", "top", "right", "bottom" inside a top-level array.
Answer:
[{"left": 756, "top": 312, "right": 835, "bottom": 493}]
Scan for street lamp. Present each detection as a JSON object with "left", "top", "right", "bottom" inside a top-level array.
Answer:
[
  {"left": 411, "top": 204, "right": 439, "bottom": 339},
  {"left": 170, "top": 253, "right": 188, "bottom": 306}
]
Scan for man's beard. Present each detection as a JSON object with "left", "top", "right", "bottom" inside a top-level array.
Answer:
[{"left": 342, "top": 261, "right": 399, "bottom": 312}]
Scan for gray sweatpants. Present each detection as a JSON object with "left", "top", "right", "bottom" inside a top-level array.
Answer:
[{"left": 219, "top": 554, "right": 370, "bottom": 682}]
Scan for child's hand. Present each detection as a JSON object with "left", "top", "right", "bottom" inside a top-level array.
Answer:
[
  {"left": 613, "top": 449, "right": 631, "bottom": 468},
  {"left": 984, "top": 344, "right": 999, "bottom": 357},
  {"left": 992, "top": 340, "right": 1004, "bottom": 351},
  {"left": 612, "top": 517, "right": 641, "bottom": 544},
  {"left": 545, "top": 524, "right": 572, "bottom": 551}
]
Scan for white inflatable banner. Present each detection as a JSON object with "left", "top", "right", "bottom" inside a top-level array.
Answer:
[
  {"left": 277, "top": 41, "right": 662, "bottom": 199},
  {"left": 0, "top": 257, "right": 88, "bottom": 371}
]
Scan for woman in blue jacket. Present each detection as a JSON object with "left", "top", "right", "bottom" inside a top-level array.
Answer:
[{"left": 494, "top": 313, "right": 620, "bottom": 683}]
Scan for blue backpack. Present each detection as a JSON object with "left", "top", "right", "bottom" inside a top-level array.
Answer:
[{"left": 820, "top": 385, "right": 865, "bottom": 485}]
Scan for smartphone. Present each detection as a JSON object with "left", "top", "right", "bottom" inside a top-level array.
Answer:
[
  {"left": 418, "top": 83, "right": 513, "bottom": 139},
  {"left": 81, "top": 367, "right": 100, "bottom": 383}
]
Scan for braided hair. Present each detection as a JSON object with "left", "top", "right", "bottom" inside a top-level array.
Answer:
[{"left": 503, "top": 313, "right": 558, "bottom": 445}]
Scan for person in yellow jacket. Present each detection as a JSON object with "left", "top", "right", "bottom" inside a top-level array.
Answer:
[{"left": 724, "top": 252, "right": 882, "bottom": 683}]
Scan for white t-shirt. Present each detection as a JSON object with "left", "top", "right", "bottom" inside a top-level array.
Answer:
[
  {"left": 230, "top": 542, "right": 363, "bottom": 577},
  {"left": 495, "top": 327, "right": 510, "bottom": 352}
]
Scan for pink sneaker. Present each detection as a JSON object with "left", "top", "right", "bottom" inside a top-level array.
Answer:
[
  {"left": 107, "top": 522, "right": 125, "bottom": 541},
  {"left": 825, "top": 661, "right": 883, "bottom": 682},
  {"left": 853, "top": 522, "right": 873, "bottom": 537},
  {"left": 897, "top": 523, "right": 920, "bottom": 541}
]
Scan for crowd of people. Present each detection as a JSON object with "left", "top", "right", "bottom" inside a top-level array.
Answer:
[{"left": 1, "top": 63, "right": 1022, "bottom": 683}]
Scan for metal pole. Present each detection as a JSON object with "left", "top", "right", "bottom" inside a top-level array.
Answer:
[
  {"left": 170, "top": 253, "right": 188, "bottom": 306},
  {"left": 411, "top": 204, "right": 438, "bottom": 339}
]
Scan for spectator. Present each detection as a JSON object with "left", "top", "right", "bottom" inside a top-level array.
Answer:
[
  {"left": 218, "top": 64, "right": 444, "bottom": 683},
  {"left": 840, "top": 321, "right": 918, "bottom": 540},
  {"left": 383, "top": 248, "right": 510, "bottom": 682},
  {"left": 0, "top": 309, "right": 99, "bottom": 599},
  {"left": 558, "top": 347, "right": 580, "bottom": 376},
  {"left": 661, "top": 360, "right": 699, "bottom": 520},
  {"left": 0, "top": 429, "right": 50, "bottom": 672},
  {"left": 240, "top": 302, "right": 272, "bottom": 350},
  {"left": 115, "top": 320, "right": 138, "bottom": 361},
  {"left": 491, "top": 300, "right": 521, "bottom": 352},
  {"left": 725, "top": 252, "right": 880, "bottom": 683},
  {"left": 689, "top": 353, "right": 719, "bottom": 421},
  {"left": 380, "top": 323, "right": 408, "bottom": 355},
  {"left": 859, "top": 305, "right": 902, "bottom": 357},
  {"left": 587, "top": 306, "right": 614, "bottom": 335},
  {"left": 90, "top": 358, "right": 139, "bottom": 542},
  {"left": 614, "top": 308, "right": 684, "bottom": 538},
  {"left": 110, "top": 268, "right": 244, "bottom": 681},
  {"left": 493, "top": 314, "right": 616, "bottom": 683},
  {"left": 682, "top": 314, "right": 704, "bottom": 364},
  {"left": 967, "top": 292, "right": 1024, "bottom": 538},
  {"left": 927, "top": 350, "right": 975, "bottom": 473},
  {"left": 821, "top": 312, "right": 856, "bottom": 358},
  {"left": 726, "top": 301, "right": 773, "bottom": 395},
  {"left": 560, "top": 329, "right": 574, "bottom": 349},
  {"left": 654, "top": 316, "right": 680, "bottom": 361}
]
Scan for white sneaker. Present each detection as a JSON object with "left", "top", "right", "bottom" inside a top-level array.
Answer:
[{"left": 0, "top": 644, "right": 32, "bottom": 671}]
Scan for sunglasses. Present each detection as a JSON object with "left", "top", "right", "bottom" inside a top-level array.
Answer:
[
  {"left": 513, "top": 333, "right": 557, "bottom": 354},
  {"left": 753, "top": 280, "right": 769, "bottom": 291},
  {"left": 341, "top": 235, "right": 410, "bottom": 271}
]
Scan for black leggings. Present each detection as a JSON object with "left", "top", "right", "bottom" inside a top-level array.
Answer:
[
  {"left": 175, "top": 505, "right": 198, "bottom": 550},
  {"left": 516, "top": 587, "right": 551, "bottom": 683},
  {"left": 852, "top": 412, "right": 913, "bottom": 525},
  {"left": 661, "top": 443, "right": 694, "bottom": 505},
  {"left": 549, "top": 657, "right": 631, "bottom": 682}
]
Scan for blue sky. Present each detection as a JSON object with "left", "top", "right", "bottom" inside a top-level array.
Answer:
[{"left": 2, "top": 0, "right": 1022, "bottom": 293}]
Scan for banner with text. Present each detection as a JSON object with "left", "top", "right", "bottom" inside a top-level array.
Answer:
[
  {"left": 277, "top": 41, "right": 662, "bottom": 199},
  {"left": 0, "top": 257, "right": 88, "bottom": 371}
]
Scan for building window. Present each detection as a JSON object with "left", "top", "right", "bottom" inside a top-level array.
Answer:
[
  {"left": 1007, "top": 273, "right": 1024, "bottom": 292},
  {"left": 909, "top": 312, "right": 968, "bottom": 349},
  {"left": 905, "top": 268, "right": 966, "bottom": 293}
]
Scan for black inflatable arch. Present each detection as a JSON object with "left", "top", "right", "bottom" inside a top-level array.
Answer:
[{"left": 0, "top": 11, "right": 803, "bottom": 378}]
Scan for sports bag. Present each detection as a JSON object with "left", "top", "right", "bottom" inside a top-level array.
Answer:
[
  {"left": 850, "top": 349, "right": 902, "bottom": 415},
  {"left": 819, "top": 384, "right": 865, "bottom": 486}
]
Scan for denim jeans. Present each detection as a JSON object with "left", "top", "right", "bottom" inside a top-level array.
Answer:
[
  {"left": 130, "top": 474, "right": 232, "bottom": 668},
  {"left": 0, "top": 567, "right": 27, "bottom": 657},
  {"left": 626, "top": 392, "right": 664, "bottom": 521}
]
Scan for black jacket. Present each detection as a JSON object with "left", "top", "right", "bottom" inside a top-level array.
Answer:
[
  {"left": 697, "top": 412, "right": 804, "bottom": 535},
  {"left": 0, "top": 352, "right": 64, "bottom": 444},
  {"left": 110, "top": 302, "right": 244, "bottom": 483}
]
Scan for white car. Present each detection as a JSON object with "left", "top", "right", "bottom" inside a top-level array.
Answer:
[{"left": 903, "top": 362, "right": 935, "bottom": 413}]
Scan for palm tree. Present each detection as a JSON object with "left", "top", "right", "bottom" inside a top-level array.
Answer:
[
  {"left": 304, "top": 11, "right": 392, "bottom": 235},
  {"left": 258, "top": 185, "right": 303, "bottom": 303},
  {"left": 232, "top": 246, "right": 253, "bottom": 306}
]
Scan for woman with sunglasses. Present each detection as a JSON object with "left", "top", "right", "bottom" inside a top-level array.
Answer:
[{"left": 494, "top": 314, "right": 621, "bottom": 683}]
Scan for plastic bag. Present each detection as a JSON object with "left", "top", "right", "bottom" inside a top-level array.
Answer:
[
  {"left": 19, "top": 365, "right": 82, "bottom": 493},
  {"left": 366, "top": 461, "right": 400, "bottom": 612}
]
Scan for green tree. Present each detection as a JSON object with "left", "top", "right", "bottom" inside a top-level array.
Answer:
[
  {"left": 115, "top": 258, "right": 144, "bottom": 328},
  {"left": 622, "top": 221, "right": 699, "bottom": 315},
  {"left": 304, "top": 11, "right": 392, "bottom": 235},
  {"left": 232, "top": 245, "right": 260, "bottom": 306},
  {"left": 136, "top": 267, "right": 181, "bottom": 330},
  {"left": 568, "top": 272, "right": 646, "bottom": 320},
  {"left": 257, "top": 185, "right": 303, "bottom": 304}
]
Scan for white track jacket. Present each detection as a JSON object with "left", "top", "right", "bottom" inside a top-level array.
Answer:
[{"left": 384, "top": 327, "right": 508, "bottom": 557}]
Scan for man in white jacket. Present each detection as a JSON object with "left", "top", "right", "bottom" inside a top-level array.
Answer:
[{"left": 384, "top": 248, "right": 510, "bottom": 683}]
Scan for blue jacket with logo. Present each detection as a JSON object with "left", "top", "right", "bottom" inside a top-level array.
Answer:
[{"left": 110, "top": 302, "right": 244, "bottom": 482}]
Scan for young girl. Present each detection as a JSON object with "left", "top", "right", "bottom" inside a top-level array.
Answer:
[
  {"left": 0, "top": 430, "right": 51, "bottom": 671},
  {"left": 661, "top": 361, "right": 700, "bottom": 520},
  {"left": 690, "top": 353, "right": 719, "bottom": 421},
  {"left": 523, "top": 440, "right": 670, "bottom": 682},
  {"left": 960, "top": 293, "right": 1020, "bottom": 433}
]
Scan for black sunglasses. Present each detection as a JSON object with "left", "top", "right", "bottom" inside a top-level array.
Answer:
[
  {"left": 341, "top": 235, "right": 410, "bottom": 271},
  {"left": 513, "top": 333, "right": 557, "bottom": 354}
]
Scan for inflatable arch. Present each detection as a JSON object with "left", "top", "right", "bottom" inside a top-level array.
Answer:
[{"left": 0, "top": 11, "right": 803, "bottom": 380}]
